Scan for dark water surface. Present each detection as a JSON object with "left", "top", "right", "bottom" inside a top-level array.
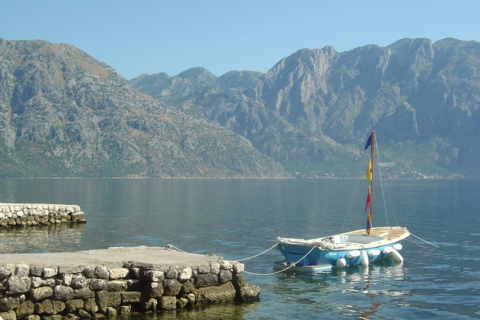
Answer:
[{"left": 1, "top": 179, "right": 479, "bottom": 319}]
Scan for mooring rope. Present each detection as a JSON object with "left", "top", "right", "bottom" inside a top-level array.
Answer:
[
  {"left": 236, "top": 243, "right": 279, "bottom": 262},
  {"left": 407, "top": 235, "right": 428, "bottom": 249},
  {"left": 243, "top": 246, "right": 317, "bottom": 276},
  {"left": 410, "top": 232, "right": 440, "bottom": 248},
  {"left": 165, "top": 244, "right": 188, "bottom": 253}
]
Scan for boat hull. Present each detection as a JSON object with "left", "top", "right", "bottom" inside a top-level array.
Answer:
[{"left": 277, "top": 226, "right": 409, "bottom": 268}]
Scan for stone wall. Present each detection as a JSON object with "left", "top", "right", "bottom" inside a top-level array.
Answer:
[
  {"left": 0, "top": 204, "right": 85, "bottom": 229},
  {"left": 0, "top": 260, "right": 259, "bottom": 320}
]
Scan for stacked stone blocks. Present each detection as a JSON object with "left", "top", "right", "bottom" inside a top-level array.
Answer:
[
  {"left": 0, "top": 260, "right": 259, "bottom": 319},
  {"left": 0, "top": 204, "right": 85, "bottom": 228}
]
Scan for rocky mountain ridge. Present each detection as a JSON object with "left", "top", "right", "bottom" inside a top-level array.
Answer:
[
  {"left": 0, "top": 38, "right": 286, "bottom": 177},
  {"left": 131, "top": 38, "right": 480, "bottom": 177}
]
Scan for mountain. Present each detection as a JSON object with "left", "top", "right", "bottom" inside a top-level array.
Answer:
[
  {"left": 0, "top": 38, "right": 286, "bottom": 177},
  {"left": 130, "top": 38, "right": 480, "bottom": 178}
]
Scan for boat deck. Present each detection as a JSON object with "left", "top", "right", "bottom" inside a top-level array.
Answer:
[{"left": 347, "top": 226, "right": 409, "bottom": 241}]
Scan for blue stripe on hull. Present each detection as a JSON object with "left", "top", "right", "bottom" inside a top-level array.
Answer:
[{"left": 278, "top": 242, "right": 402, "bottom": 267}]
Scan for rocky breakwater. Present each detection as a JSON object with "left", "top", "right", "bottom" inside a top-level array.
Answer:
[
  {"left": 0, "top": 204, "right": 85, "bottom": 229},
  {"left": 0, "top": 246, "right": 259, "bottom": 320}
]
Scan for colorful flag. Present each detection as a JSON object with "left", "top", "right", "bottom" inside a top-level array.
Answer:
[
  {"left": 364, "top": 186, "right": 371, "bottom": 213},
  {"left": 364, "top": 134, "right": 372, "bottom": 151},
  {"left": 366, "top": 159, "right": 373, "bottom": 182},
  {"left": 366, "top": 211, "right": 372, "bottom": 234}
]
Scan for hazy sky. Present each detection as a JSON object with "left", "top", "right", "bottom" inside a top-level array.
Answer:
[{"left": 1, "top": 1, "right": 479, "bottom": 79}]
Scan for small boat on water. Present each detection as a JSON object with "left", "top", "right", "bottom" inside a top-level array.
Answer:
[{"left": 275, "top": 131, "right": 410, "bottom": 272}]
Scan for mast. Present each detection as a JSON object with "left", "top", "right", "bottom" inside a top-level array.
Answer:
[{"left": 369, "top": 131, "right": 375, "bottom": 233}]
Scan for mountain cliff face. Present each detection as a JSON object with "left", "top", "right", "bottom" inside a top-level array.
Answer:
[
  {"left": 0, "top": 38, "right": 286, "bottom": 177},
  {"left": 131, "top": 38, "right": 480, "bottom": 177}
]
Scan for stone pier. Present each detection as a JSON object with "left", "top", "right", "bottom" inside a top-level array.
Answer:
[
  {"left": 0, "top": 246, "right": 259, "bottom": 320},
  {"left": 0, "top": 204, "right": 85, "bottom": 229}
]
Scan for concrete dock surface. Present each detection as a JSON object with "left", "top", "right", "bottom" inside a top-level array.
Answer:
[{"left": 0, "top": 246, "right": 223, "bottom": 269}]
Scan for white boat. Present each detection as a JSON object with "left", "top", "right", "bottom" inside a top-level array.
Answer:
[{"left": 276, "top": 131, "right": 410, "bottom": 271}]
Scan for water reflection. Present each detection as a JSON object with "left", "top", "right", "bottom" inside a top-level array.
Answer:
[
  {"left": 125, "top": 303, "right": 257, "bottom": 320},
  {"left": 0, "top": 223, "right": 85, "bottom": 253},
  {"left": 269, "top": 263, "right": 406, "bottom": 319}
]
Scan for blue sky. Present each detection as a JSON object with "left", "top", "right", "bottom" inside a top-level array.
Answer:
[{"left": 1, "top": 0, "right": 479, "bottom": 79}]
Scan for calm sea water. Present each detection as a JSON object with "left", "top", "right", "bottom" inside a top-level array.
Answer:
[{"left": 1, "top": 179, "right": 479, "bottom": 319}]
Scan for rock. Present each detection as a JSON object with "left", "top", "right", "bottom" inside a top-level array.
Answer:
[
  {"left": 143, "top": 298, "right": 157, "bottom": 312},
  {"left": 195, "top": 274, "right": 218, "bottom": 288},
  {"left": 53, "top": 285, "right": 73, "bottom": 301},
  {"left": 166, "top": 267, "right": 178, "bottom": 279},
  {"left": 77, "top": 309, "right": 91, "bottom": 319},
  {"left": 187, "top": 293, "right": 195, "bottom": 306},
  {"left": 237, "top": 283, "right": 260, "bottom": 302},
  {"left": 25, "top": 315, "right": 41, "bottom": 320},
  {"left": 210, "top": 263, "right": 220, "bottom": 275},
  {"left": 177, "top": 298, "right": 188, "bottom": 309},
  {"left": 95, "top": 291, "right": 108, "bottom": 313},
  {"left": 29, "top": 286, "right": 53, "bottom": 302},
  {"left": 0, "top": 297, "right": 20, "bottom": 312},
  {"left": 121, "top": 292, "right": 142, "bottom": 303},
  {"left": 43, "top": 315, "right": 63, "bottom": 320},
  {"left": 219, "top": 270, "right": 232, "bottom": 284},
  {"left": 178, "top": 267, "right": 192, "bottom": 283},
  {"left": 108, "top": 268, "right": 129, "bottom": 280},
  {"left": 42, "top": 268, "right": 57, "bottom": 279},
  {"left": 163, "top": 279, "right": 182, "bottom": 296},
  {"left": 51, "top": 300, "right": 65, "bottom": 314},
  {"left": 71, "top": 275, "right": 88, "bottom": 289},
  {"left": 232, "top": 273, "right": 247, "bottom": 288},
  {"left": 197, "top": 264, "right": 210, "bottom": 274},
  {"left": 15, "top": 265, "right": 30, "bottom": 278},
  {"left": 160, "top": 296, "right": 177, "bottom": 311},
  {"left": 106, "top": 307, "right": 117, "bottom": 317},
  {"left": 58, "top": 266, "right": 84, "bottom": 274},
  {"left": 94, "top": 267, "right": 109, "bottom": 280},
  {"left": 33, "top": 303, "right": 43, "bottom": 315},
  {"left": 65, "top": 299, "right": 84, "bottom": 313},
  {"left": 83, "top": 268, "right": 95, "bottom": 279},
  {"left": 119, "top": 305, "right": 131, "bottom": 315},
  {"left": 0, "top": 265, "right": 14, "bottom": 280},
  {"left": 72, "top": 288, "right": 95, "bottom": 299},
  {"left": 7, "top": 277, "right": 31, "bottom": 294},
  {"left": 107, "top": 293, "right": 121, "bottom": 308},
  {"left": 89, "top": 279, "right": 108, "bottom": 291},
  {"left": 180, "top": 281, "right": 195, "bottom": 294},
  {"left": 194, "top": 282, "right": 236, "bottom": 305},
  {"left": 62, "top": 274, "right": 73, "bottom": 286},
  {"left": 142, "top": 270, "right": 164, "bottom": 282},
  {"left": 146, "top": 282, "right": 163, "bottom": 298},
  {"left": 0, "top": 310, "right": 16, "bottom": 320},
  {"left": 83, "top": 298, "right": 98, "bottom": 315},
  {"left": 107, "top": 280, "right": 128, "bottom": 292},
  {"left": 31, "top": 277, "right": 55, "bottom": 288},
  {"left": 62, "top": 314, "right": 79, "bottom": 320},
  {"left": 16, "top": 301, "right": 34, "bottom": 319},
  {"left": 220, "top": 261, "right": 232, "bottom": 270},
  {"left": 40, "top": 300, "right": 53, "bottom": 315},
  {"left": 232, "top": 262, "right": 244, "bottom": 274}
]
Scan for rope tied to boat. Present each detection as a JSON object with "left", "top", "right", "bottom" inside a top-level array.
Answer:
[
  {"left": 410, "top": 232, "right": 440, "bottom": 248},
  {"left": 165, "top": 244, "right": 188, "bottom": 253},
  {"left": 236, "top": 243, "right": 279, "bottom": 261},
  {"left": 243, "top": 246, "right": 317, "bottom": 276}
]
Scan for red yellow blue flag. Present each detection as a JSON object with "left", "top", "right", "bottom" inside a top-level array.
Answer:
[
  {"left": 366, "top": 159, "right": 373, "bottom": 182},
  {"left": 366, "top": 211, "right": 372, "bottom": 234},
  {"left": 364, "top": 186, "right": 371, "bottom": 213},
  {"left": 364, "top": 134, "right": 372, "bottom": 151}
]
